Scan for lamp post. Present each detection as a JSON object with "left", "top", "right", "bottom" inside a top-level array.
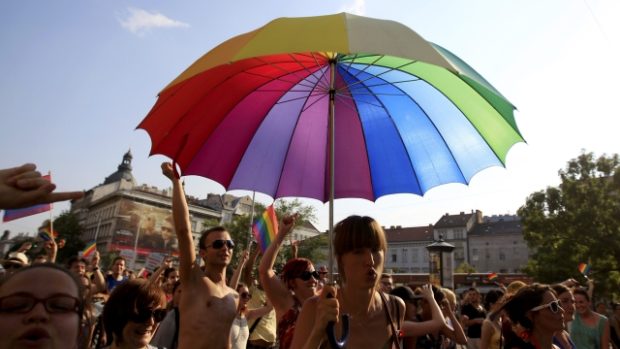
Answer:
[{"left": 426, "top": 235, "right": 455, "bottom": 288}]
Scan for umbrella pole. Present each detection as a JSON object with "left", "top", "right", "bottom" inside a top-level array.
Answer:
[
  {"left": 325, "top": 57, "right": 350, "bottom": 349},
  {"left": 328, "top": 58, "right": 336, "bottom": 284},
  {"left": 247, "top": 190, "right": 256, "bottom": 248}
]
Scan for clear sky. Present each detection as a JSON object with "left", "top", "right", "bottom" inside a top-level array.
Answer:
[{"left": 1, "top": 0, "right": 619, "bottom": 235}]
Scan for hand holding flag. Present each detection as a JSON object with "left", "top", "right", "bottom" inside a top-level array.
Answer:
[
  {"left": 252, "top": 205, "right": 279, "bottom": 253},
  {"left": 578, "top": 262, "right": 591, "bottom": 277}
]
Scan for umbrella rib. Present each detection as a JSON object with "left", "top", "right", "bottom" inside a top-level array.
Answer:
[
  {"left": 251, "top": 56, "right": 319, "bottom": 90},
  {"left": 289, "top": 53, "right": 330, "bottom": 91},
  {"left": 334, "top": 91, "right": 385, "bottom": 109},
  {"left": 337, "top": 60, "right": 418, "bottom": 93},
  {"left": 275, "top": 90, "right": 326, "bottom": 105},
  {"left": 300, "top": 92, "right": 330, "bottom": 113},
  {"left": 308, "top": 52, "right": 331, "bottom": 91},
  {"left": 339, "top": 67, "right": 424, "bottom": 194},
  {"left": 242, "top": 69, "right": 318, "bottom": 91}
]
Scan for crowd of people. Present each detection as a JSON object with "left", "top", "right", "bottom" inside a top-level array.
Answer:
[{"left": 1, "top": 163, "right": 619, "bottom": 349}]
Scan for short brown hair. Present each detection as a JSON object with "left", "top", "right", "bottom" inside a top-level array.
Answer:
[
  {"left": 334, "top": 216, "right": 387, "bottom": 280},
  {"left": 281, "top": 258, "right": 313, "bottom": 289},
  {"left": 198, "top": 226, "right": 227, "bottom": 250},
  {"left": 102, "top": 279, "right": 166, "bottom": 345}
]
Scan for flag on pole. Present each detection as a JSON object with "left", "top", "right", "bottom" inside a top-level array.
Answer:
[
  {"left": 578, "top": 262, "right": 590, "bottom": 275},
  {"left": 81, "top": 241, "right": 97, "bottom": 258},
  {"left": 38, "top": 221, "right": 58, "bottom": 241},
  {"left": 2, "top": 174, "right": 52, "bottom": 222},
  {"left": 252, "top": 205, "right": 279, "bottom": 253},
  {"left": 487, "top": 272, "right": 498, "bottom": 281}
]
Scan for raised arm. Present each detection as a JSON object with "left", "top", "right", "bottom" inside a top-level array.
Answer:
[
  {"left": 242, "top": 244, "right": 260, "bottom": 287},
  {"left": 258, "top": 214, "right": 297, "bottom": 315},
  {"left": 90, "top": 251, "right": 106, "bottom": 294},
  {"left": 230, "top": 249, "right": 249, "bottom": 290},
  {"left": 246, "top": 298, "right": 274, "bottom": 322},
  {"left": 161, "top": 162, "right": 195, "bottom": 283},
  {"left": 440, "top": 298, "right": 467, "bottom": 344},
  {"left": 402, "top": 284, "right": 446, "bottom": 337}
]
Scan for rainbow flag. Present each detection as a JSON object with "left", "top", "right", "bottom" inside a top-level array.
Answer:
[
  {"left": 252, "top": 205, "right": 279, "bottom": 253},
  {"left": 38, "top": 223, "right": 58, "bottom": 241},
  {"left": 81, "top": 241, "right": 97, "bottom": 258},
  {"left": 487, "top": 272, "right": 498, "bottom": 281},
  {"left": 2, "top": 174, "right": 53, "bottom": 222},
  {"left": 578, "top": 262, "right": 590, "bottom": 275}
]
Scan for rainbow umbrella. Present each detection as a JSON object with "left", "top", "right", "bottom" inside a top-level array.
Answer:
[{"left": 138, "top": 12, "right": 524, "bottom": 347}]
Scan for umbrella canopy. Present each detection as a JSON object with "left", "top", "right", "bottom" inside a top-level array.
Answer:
[{"left": 138, "top": 12, "right": 524, "bottom": 204}]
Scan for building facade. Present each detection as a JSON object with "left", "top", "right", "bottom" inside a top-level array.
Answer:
[
  {"left": 468, "top": 215, "right": 529, "bottom": 273},
  {"left": 384, "top": 225, "right": 434, "bottom": 273}
]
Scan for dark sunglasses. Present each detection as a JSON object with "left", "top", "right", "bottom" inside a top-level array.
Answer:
[
  {"left": 240, "top": 292, "right": 252, "bottom": 299},
  {"left": 129, "top": 308, "right": 167, "bottom": 323},
  {"left": 531, "top": 300, "right": 561, "bottom": 313},
  {"left": 298, "top": 270, "right": 320, "bottom": 281},
  {"left": 0, "top": 293, "right": 81, "bottom": 314},
  {"left": 206, "top": 239, "right": 235, "bottom": 250}
]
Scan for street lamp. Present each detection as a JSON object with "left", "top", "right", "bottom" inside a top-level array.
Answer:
[{"left": 426, "top": 235, "right": 455, "bottom": 288}]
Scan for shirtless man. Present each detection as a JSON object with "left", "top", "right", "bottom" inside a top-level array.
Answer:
[{"left": 162, "top": 162, "right": 238, "bottom": 349}]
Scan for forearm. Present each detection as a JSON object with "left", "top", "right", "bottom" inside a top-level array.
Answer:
[
  {"left": 171, "top": 178, "right": 195, "bottom": 269},
  {"left": 258, "top": 235, "right": 285, "bottom": 275},
  {"left": 230, "top": 260, "right": 245, "bottom": 289},
  {"left": 448, "top": 311, "right": 467, "bottom": 344},
  {"left": 92, "top": 269, "right": 106, "bottom": 293}
]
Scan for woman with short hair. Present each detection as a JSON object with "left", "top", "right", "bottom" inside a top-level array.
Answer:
[
  {"left": 100, "top": 278, "right": 167, "bottom": 349},
  {"left": 0, "top": 263, "right": 83, "bottom": 349}
]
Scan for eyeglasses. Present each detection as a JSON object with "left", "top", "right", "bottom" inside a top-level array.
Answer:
[
  {"left": 129, "top": 308, "right": 167, "bottom": 323},
  {"left": 531, "top": 300, "right": 561, "bottom": 313},
  {"left": 240, "top": 292, "right": 252, "bottom": 299},
  {"left": 206, "top": 239, "right": 235, "bottom": 250},
  {"left": 297, "top": 271, "right": 320, "bottom": 281},
  {"left": 0, "top": 293, "right": 81, "bottom": 314},
  {"left": 2, "top": 263, "right": 23, "bottom": 270}
]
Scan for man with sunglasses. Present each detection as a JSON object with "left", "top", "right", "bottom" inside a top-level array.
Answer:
[{"left": 162, "top": 162, "right": 239, "bottom": 349}]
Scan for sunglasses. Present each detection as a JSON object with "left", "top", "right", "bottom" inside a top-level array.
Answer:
[
  {"left": 531, "top": 300, "right": 561, "bottom": 313},
  {"left": 129, "top": 308, "right": 167, "bottom": 323},
  {"left": 240, "top": 292, "right": 252, "bottom": 299},
  {"left": 206, "top": 239, "right": 235, "bottom": 250},
  {"left": 0, "top": 293, "right": 81, "bottom": 314},
  {"left": 298, "top": 270, "right": 320, "bottom": 281}
]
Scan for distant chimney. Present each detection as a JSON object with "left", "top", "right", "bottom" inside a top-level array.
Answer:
[{"left": 476, "top": 210, "right": 483, "bottom": 224}]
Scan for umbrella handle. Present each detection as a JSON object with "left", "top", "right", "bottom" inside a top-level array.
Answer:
[{"left": 325, "top": 314, "right": 349, "bottom": 349}]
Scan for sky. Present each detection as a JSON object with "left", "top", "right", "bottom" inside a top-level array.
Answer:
[{"left": 1, "top": 0, "right": 619, "bottom": 235}]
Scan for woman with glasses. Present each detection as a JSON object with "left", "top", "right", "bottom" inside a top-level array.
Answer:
[
  {"left": 258, "top": 213, "right": 320, "bottom": 349},
  {"left": 231, "top": 283, "right": 274, "bottom": 349},
  {"left": 99, "top": 278, "right": 167, "bottom": 349},
  {"left": 550, "top": 284, "right": 576, "bottom": 349},
  {"left": 0, "top": 263, "right": 83, "bottom": 349},
  {"left": 500, "top": 283, "right": 566, "bottom": 349}
]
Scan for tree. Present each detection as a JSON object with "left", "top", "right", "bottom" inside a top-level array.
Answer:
[
  {"left": 455, "top": 262, "right": 477, "bottom": 274},
  {"left": 223, "top": 199, "right": 321, "bottom": 269},
  {"left": 517, "top": 151, "right": 620, "bottom": 300},
  {"left": 51, "top": 211, "right": 85, "bottom": 264}
]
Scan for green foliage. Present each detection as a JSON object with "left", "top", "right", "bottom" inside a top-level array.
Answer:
[
  {"left": 518, "top": 151, "right": 620, "bottom": 300},
  {"left": 455, "top": 262, "right": 477, "bottom": 274},
  {"left": 223, "top": 199, "right": 322, "bottom": 269},
  {"left": 52, "top": 211, "right": 85, "bottom": 264}
]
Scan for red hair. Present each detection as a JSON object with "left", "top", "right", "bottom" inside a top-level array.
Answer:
[{"left": 280, "top": 258, "right": 313, "bottom": 289}]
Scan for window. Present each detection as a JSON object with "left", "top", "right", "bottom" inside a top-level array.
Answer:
[
  {"left": 402, "top": 248, "right": 408, "bottom": 263},
  {"left": 499, "top": 249, "right": 506, "bottom": 261},
  {"left": 472, "top": 248, "right": 478, "bottom": 256},
  {"left": 392, "top": 254, "right": 397, "bottom": 263},
  {"left": 411, "top": 249, "right": 418, "bottom": 262}
]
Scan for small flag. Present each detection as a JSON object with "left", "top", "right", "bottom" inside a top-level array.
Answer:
[
  {"left": 252, "top": 205, "right": 279, "bottom": 253},
  {"left": 578, "top": 262, "right": 590, "bottom": 275},
  {"left": 81, "top": 241, "right": 97, "bottom": 258},
  {"left": 487, "top": 272, "right": 498, "bottom": 281},
  {"left": 38, "top": 222, "right": 58, "bottom": 241}
]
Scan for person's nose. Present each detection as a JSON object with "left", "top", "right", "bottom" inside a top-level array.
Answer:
[
  {"left": 23, "top": 302, "right": 50, "bottom": 324},
  {"left": 363, "top": 250, "right": 374, "bottom": 266}
]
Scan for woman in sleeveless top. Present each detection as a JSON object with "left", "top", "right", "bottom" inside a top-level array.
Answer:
[
  {"left": 481, "top": 289, "right": 505, "bottom": 349},
  {"left": 571, "top": 288, "right": 610, "bottom": 349},
  {"left": 291, "top": 215, "right": 452, "bottom": 349},
  {"left": 499, "top": 283, "right": 566, "bottom": 349},
  {"left": 259, "top": 214, "right": 319, "bottom": 349},
  {"left": 230, "top": 283, "right": 273, "bottom": 349},
  {"left": 413, "top": 285, "right": 467, "bottom": 349}
]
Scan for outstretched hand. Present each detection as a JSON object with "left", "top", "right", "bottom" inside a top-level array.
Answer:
[{"left": 0, "top": 163, "right": 84, "bottom": 209}]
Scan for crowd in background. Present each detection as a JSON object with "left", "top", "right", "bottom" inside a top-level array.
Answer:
[{"left": 1, "top": 163, "right": 619, "bottom": 349}]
